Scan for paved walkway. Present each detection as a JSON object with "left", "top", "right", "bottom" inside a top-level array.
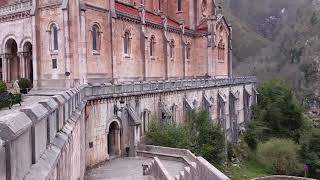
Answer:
[
  {"left": 85, "top": 157, "right": 187, "bottom": 180},
  {"left": 0, "top": 89, "right": 65, "bottom": 116}
]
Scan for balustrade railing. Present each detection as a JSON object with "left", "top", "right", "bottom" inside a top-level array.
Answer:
[
  {"left": 84, "top": 76, "right": 257, "bottom": 98},
  {"left": 0, "top": 0, "right": 32, "bottom": 16}
]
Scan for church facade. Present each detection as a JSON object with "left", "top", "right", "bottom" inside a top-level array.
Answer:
[{"left": 0, "top": 0, "right": 231, "bottom": 89}]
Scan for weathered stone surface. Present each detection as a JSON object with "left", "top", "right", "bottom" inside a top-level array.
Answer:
[
  {"left": 20, "top": 104, "right": 49, "bottom": 123},
  {"left": 38, "top": 98, "right": 59, "bottom": 112},
  {"left": 0, "top": 138, "right": 5, "bottom": 180},
  {"left": 0, "top": 112, "right": 32, "bottom": 141}
]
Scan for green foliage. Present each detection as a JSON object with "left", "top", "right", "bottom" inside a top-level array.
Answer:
[
  {"left": 18, "top": 78, "right": 32, "bottom": 90},
  {"left": 223, "top": 159, "right": 273, "bottom": 180},
  {"left": 147, "top": 120, "right": 189, "bottom": 148},
  {"left": 0, "top": 80, "right": 7, "bottom": 93},
  {"left": 257, "top": 138, "right": 303, "bottom": 175},
  {"left": 228, "top": 138, "right": 253, "bottom": 162},
  {"left": 299, "top": 128, "right": 320, "bottom": 178},
  {"left": 245, "top": 80, "right": 304, "bottom": 147},
  {"left": 146, "top": 110, "right": 225, "bottom": 166}
]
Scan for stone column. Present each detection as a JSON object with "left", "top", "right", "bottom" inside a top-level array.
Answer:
[
  {"left": 31, "top": 15, "right": 38, "bottom": 89},
  {"left": 79, "top": 6, "right": 88, "bottom": 84},
  {"left": 6, "top": 57, "right": 10, "bottom": 82},
  {"left": 62, "top": 4, "right": 72, "bottom": 88},
  {"left": 18, "top": 52, "right": 25, "bottom": 78},
  {"left": 1, "top": 57, "right": 6, "bottom": 82},
  {"left": 25, "top": 55, "right": 29, "bottom": 80}
]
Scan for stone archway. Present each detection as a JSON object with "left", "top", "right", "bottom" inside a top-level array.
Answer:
[
  {"left": 107, "top": 120, "right": 121, "bottom": 158},
  {"left": 4, "top": 38, "right": 19, "bottom": 83},
  {"left": 22, "top": 41, "right": 33, "bottom": 83}
]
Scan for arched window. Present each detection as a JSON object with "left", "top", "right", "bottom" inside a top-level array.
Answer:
[
  {"left": 150, "top": 36, "right": 155, "bottom": 57},
  {"left": 177, "top": 0, "right": 182, "bottom": 11},
  {"left": 169, "top": 40, "right": 175, "bottom": 59},
  {"left": 51, "top": 24, "right": 58, "bottom": 50},
  {"left": 218, "top": 39, "right": 225, "bottom": 61},
  {"left": 186, "top": 43, "right": 191, "bottom": 60},
  {"left": 124, "top": 31, "right": 130, "bottom": 55},
  {"left": 92, "top": 25, "right": 100, "bottom": 51}
]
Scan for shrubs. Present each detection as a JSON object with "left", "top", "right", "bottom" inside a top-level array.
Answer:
[
  {"left": 146, "top": 110, "right": 225, "bottom": 166},
  {"left": 0, "top": 80, "right": 6, "bottom": 93},
  {"left": 257, "top": 138, "right": 302, "bottom": 175},
  {"left": 299, "top": 128, "right": 320, "bottom": 178},
  {"left": 18, "top": 78, "right": 32, "bottom": 94}
]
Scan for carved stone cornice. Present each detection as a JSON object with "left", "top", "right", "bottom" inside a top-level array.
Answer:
[
  {"left": 115, "top": 10, "right": 208, "bottom": 37},
  {"left": 0, "top": 10, "right": 30, "bottom": 23},
  {"left": 116, "top": 11, "right": 141, "bottom": 24}
]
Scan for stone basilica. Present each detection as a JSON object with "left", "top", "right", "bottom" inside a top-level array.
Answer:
[
  {"left": 0, "top": 0, "right": 231, "bottom": 89},
  {"left": 0, "top": 1, "right": 258, "bottom": 180}
]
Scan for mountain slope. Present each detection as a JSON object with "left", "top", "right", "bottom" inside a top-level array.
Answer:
[{"left": 224, "top": 0, "right": 320, "bottom": 108}]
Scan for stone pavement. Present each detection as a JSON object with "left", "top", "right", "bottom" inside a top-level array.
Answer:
[
  {"left": 0, "top": 89, "right": 65, "bottom": 116},
  {"left": 0, "top": 95, "right": 50, "bottom": 116},
  {"left": 85, "top": 157, "right": 187, "bottom": 180}
]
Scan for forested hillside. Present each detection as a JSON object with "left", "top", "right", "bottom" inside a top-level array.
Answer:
[{"left": 222, "top": 0, "right": 320, "bottom": 108}]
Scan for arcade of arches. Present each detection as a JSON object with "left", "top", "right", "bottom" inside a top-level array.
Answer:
[{"left": 0, "top": 38, "right": 33, "bottom": 86}]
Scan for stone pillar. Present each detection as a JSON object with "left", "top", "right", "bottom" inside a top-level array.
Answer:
[
  {"left": 1, "top": 57, "right": 6, "bottom": 82},
  {"left": 79, "top": 5, "right": 88, "bottom": 84},
  {"left": 31, "top": 15, "right": 38, "bottom": 89},
  {"left": 62, "top": 4, "right": 72, "bottom": 88},
  {"left": 6, "top": 57, "right": 10, "bottom": 82},
  {"left": 18, "top": 52, "right": 25, "bottom": 78},
  {"left": 25, "top": 56, "right": 29, "bottom": 80}
]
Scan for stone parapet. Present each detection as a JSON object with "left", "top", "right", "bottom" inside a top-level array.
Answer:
[
  {"left": 84, "top": 77, "right": 257, "bottom": 100},
  {"left": 0, "top": 86, "right": 85, "bottom": 180}
]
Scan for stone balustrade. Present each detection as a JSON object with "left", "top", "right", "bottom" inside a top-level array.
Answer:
[
  {"left": 84, "top": 76, "right": 257, "bottom": 99},
  {"left": 0, "top": 87, "right": 84, "bottom": 180},
  {"left": 0, "top": 0, "right": 32, "bottom": 16}
]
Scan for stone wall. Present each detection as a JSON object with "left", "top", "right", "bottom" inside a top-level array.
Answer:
[
  {"left": 84, "top": 77, "right": 257, "bottom": 170},
  {"left": 0, "top": 77, "right": 256, "bottom": 179},
  {"left": 0, "top": 87, "right": 85, "bottom": 180}
]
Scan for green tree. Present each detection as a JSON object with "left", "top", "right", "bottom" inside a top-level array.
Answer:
[
  {"left": 300, "top": 128, "right": 320, "bottom": 178},
  {"left": 245, "top": 80, "right": 304, "bottom": 148}
]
